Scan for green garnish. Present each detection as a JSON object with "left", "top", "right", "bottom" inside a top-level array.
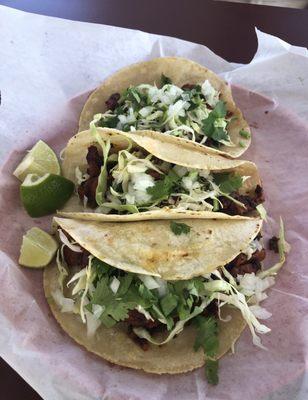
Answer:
[
  {"left": 85, "top": 258, "right": 207, "bottom": 330},
  {"left": 146, "top": 170, "right": 180, "bottom": 201},
  {"left": 125, "top": 87, "right": 141, "bottom": 104},
  {"left": 201, "top": 101, "right": 229, "bottom": 143},
  {"left": 161, "top": 74, "right": 172, "bottom": 85},
  {"left": 170, "top": 221, "right": 191, "bottom": 236},
  {"left": 239, "top": 140, "right": 246, "bottom": 148},
  {"left": 239, "top": 129, "right": 251, "bottom": 139},
  {"left": 205, "top": 359, "right": 219, "bottom": 385},
  {"left": 160, "top": 293, "right": 178, "bottom": 316},
  {"left": 194, "top": 316, "right": 219, "bottom": 385},
  {"left": 214, "top": 173, "right": 243, "bottom": 194},
  {"left": 212, "top": 101, "right": 227, "bottom": 118},
  {"left": 96, "top": 80, "right": 233, "bottom": 148}
]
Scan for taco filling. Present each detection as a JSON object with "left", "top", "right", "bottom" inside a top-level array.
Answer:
[
  {"left": 95, "top": 75, "right": 243, "bottom": 150},
  {"left": 51, "top": 225, "right": 285, "bottom": 385},
  {"left": 76, "top": 144, "right": 264, "bottom": 215}
]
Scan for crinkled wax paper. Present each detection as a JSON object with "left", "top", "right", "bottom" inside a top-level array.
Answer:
[{"left": 0, "top": 5, "right": 308, "bottom": 400}]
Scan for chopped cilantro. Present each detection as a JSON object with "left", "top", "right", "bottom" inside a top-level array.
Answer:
[
  {"left": 160, "top": 293, "right": 178, "bottom": 316},
  {"left": 98, "top": 115, "right": 118, "bottom": 129},
  {"left": 170, "top": 221, "right": 191, "bottom": 235},
  {"left": 201, "top": 101, "right": 229, "bottom": 144},
  {"left": 212, "top": 101, "right": 227, "bottom": 118},
  {"left": 239, "top": 140, "right": 246, "bottom": 148},
  {"left": 239, "top": 129, "right": 251, "bottom": 139},
  {"left": 213, "top": 173, "right": 243, "bottom": 194},
  {"left": 161, "top": 74, "right": 172, "bottom": 85},
  {"left": 211, "top": 127, "right": 229, "bottom": 143},
  {"left": 125, "top": 87, "right": 141, "bottom": 104},
  {"left": 89, "top": 269, "right": 137, "bottom": 327},
  {"left": 73, "top": 257, "right": 224, "bottom": 384},
  {"left": 193, "top": 316, "right": 219, "bottom": 356},
  {"left": 96, "top": 79, "right": 233, "bottom": 149},
  {"left": 146, "top": 170, "right": 180, "bottom": 201},
  {"left": 194, "top": 316, "right": 219, "bottom": 385},
  {"left": 91, "top": 258, "right": 112, "bottom": 278},
  {"left": 205, "top": 360, "right": 219, "bottom": 385}
]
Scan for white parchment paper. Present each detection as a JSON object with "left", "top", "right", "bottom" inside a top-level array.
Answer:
[{"left": 0, "top": 5, "right": 308, "bottom": 400}]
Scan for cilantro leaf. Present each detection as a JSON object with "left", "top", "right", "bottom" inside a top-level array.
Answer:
[
  {"left": 239, "top": 129, "right": 251, "bottom": 139},
  {"left": 91, "top": 276, "right": 110, "bottom": 305},
  {"left": 205, "top": 360, "right": 219, "bottom": 385},
  {"left": 212, "top": 101, "right": 227, "bottom": 118},
  {"left": 124, "top": 87, "right": 141, "bottom": 104},
  {"left": 193, "top": 316, "right": 219, "bottom": 357},
  {"left": 213, "top": 173, "right": 243, "bottom": 194},
  {"left": 170, "top": 221, "right": 191, "bottom": 236},
  {"left": 138, "top": 284, "right": 158, "bottom": 305},
  {"left": 193, "top": 316, "right": 219, "bottom": 384},
  {"left": 90, "top": 270, "right": 137, "bottom": 327},
  {"left": 202, "top": 113, "right": 216, "bottom": 137},
  {"left": 100, "top": 314, "right": 117, "bottom": 328},
  {"left": 146, "top": 170, "right": 180, "bottom": 201},
  {"left": 177, "top": 300, "right": 192, "bottom": 320},
  {"left": 160, "top": 293, "right": 178, "bottom": 316},
  {"left": 92, "top": 258, "right": 112, "bottom": 279},
  {"left": 117, "top": 274, "right": 133, "bottom": 296},
  {"left": 107, "top": 300, "right": 135, "bottom": 322},
  {"left": 201, "top": 101, "right": 228, "bottom": 145},
  {"left": 239, "top": 140, "right": 246, "bottom": 148},
  {"left": 98, "top": 116, "right": 119, "bottom": 129},
  {"left": 161, "top": 74, "right": 172, "bottom": 85},
  {"left": 152, "top": 304, "right": 174, "bottom": 330},
  {"left": 210, "top": 127, "right": 229, "bottom": 143}
]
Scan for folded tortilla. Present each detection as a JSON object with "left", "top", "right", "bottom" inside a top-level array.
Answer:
[
  {"left": 79, "top": 57, "right": 251, "bottom": 158},
  {"left": 44, "top": 265, "right": 245, "bottom": 374},
  {"left": 44, "top": 215, "right": 261, "bottom": 373},
  {"left": 59, "top": 127, "right": 261, "bottom": 222},
  {"left": 53, "top": 216, "right": 262, "bottom": 280}
]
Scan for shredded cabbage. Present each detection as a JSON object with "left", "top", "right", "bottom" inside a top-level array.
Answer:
[
  {"left": 58, "top": 230, "right": 82, "bottom": 253},
  {"left": 94, "top": 79, "right": 233, "bottom": 147},
  {"left": 136, "top": 305, "right": 154, "bottom": 321},
  {"left": 201, "top": 80, "right": 219, "bottom": 107},
  {"left": 56, "top": 246, "right": 68, "bottom": 290},
  {"left": 54, "top": 219, "right": 289, "bottom": 351},
  {"left": 133, "top": 301, "right": 208, "bottom": 345},
  {"left": 256, "top": 204, "right": 267, "bottom": 221},
  {"left": 51, "top": 289, "right": 75, "bottom": 313}
]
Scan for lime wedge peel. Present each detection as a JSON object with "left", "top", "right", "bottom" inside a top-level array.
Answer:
[
  {"left": 20, "top": 173, "right": 75, "bottom": 217},
  {"left": 19, "top": 227, "right": 58, "bottom": 268},
  {"left": 13, "top": 140, "right": 60, "bottom": 182}
]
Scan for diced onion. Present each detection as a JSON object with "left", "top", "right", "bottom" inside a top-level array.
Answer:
[{"left": 110, "top": 276, "right": 120, "bottom": 294}]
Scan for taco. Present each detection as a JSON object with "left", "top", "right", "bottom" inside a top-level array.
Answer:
[
  {"left": 44, "top": 216, "right": 284, "bottom": 383},
  {"left": 79, "top": 57, "right": 251, "bottom": 158},
  {"left": 58, "top": 127, "right": 264, "bottom": 222}
]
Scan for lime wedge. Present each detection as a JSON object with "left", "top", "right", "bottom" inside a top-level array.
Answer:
[
  {"left": 20, "top": 173, "right": 75, "bottom": 217},
  {"left": 13, "top": 140, "right": 60, "bottom": 182},
  {"left": 19, "top": 227, "right": 58, "bottom": 268}
]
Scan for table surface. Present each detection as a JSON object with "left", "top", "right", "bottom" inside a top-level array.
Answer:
[{"left": 1, "top": 1, "right": 308, "bottom": 399}]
